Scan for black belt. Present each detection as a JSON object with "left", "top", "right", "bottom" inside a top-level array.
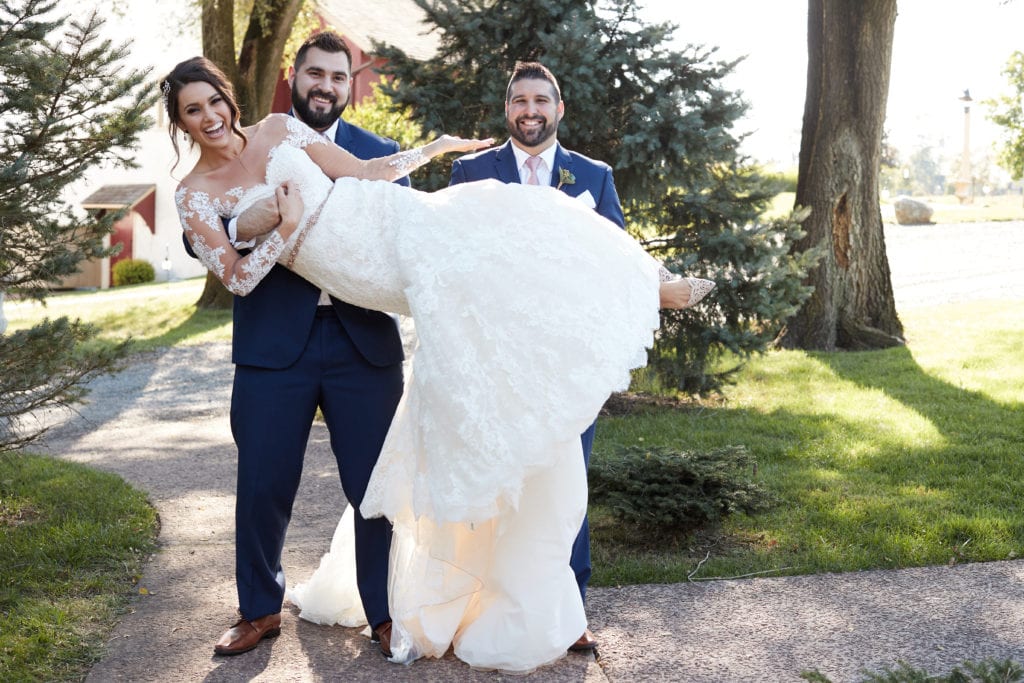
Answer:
[{"left": 315, "top": 305, "right": 335, "bottom": 318}]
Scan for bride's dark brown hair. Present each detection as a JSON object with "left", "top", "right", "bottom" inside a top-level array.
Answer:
[{"left": 160, "top": 56, "right": 247, "bottom": 171}]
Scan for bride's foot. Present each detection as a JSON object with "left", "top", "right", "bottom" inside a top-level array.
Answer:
[{"left": 659, "top": 277, "right": 716, "bottom": 309}]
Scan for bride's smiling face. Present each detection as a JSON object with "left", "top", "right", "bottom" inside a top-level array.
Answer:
[{"left": 177, "top": 81, "right": 236, "bottom": 149}]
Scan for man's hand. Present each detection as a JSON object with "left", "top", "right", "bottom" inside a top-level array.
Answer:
[{"left": 236, "top": 193, "right": 282, "bottom": 241}]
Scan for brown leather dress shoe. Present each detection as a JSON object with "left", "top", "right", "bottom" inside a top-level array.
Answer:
[
  {"left": 213, "top": 613, "right": 282, "bottom": 656},
  {"left": 569, "top": 627, "right": 598, "bottom": 652},
  {"left": 373, "top": 620, "right": 393, "bottom": 658}
]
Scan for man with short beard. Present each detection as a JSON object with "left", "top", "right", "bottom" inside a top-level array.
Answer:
[
  {"left": 208, "top": 31, "right": 405, "bottom": 658},
  {"left": 448, "top": 60, "right": 626, "bottom": 654}
]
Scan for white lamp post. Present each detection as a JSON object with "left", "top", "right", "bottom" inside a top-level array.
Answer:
[{"left": 955, "top": 89, "right": 973, "bottom": 204}]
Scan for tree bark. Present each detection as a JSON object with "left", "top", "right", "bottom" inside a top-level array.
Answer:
[
  {"left": 202, "top": 0, "right": 239, "bottom": 86},
  {"left": 780, "top": 0, "right": 904, "bottom": 351},
  {"left": 194, "top": 0, "right": 302, "bottom": 310},
  {"left": 236, "top": 0, "right": 304, "bottom": 124}
]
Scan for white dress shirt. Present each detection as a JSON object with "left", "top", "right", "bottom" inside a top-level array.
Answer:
[{"left": 511, "top": 143, "right": 557, "bottom": 187}]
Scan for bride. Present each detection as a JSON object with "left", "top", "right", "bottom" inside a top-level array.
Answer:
[{"left": 166, "top": 57, "right": 711, "bottom": 673}]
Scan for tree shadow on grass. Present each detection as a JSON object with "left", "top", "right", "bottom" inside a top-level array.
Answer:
[
  {"left": 816, "top": 345, "right": 1022, "bottom": 452},
  {"left": 123, "top": 305, "right": 232, "bottom": 353},
  {"left": 807, "top": 344, "right": 1024, "bottom": 563},
  {"left": 595, "top": 339, "right": 1024, "bottom": 580}
]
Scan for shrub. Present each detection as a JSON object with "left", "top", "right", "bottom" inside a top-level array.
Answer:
[
  {"left": 589, "top": 444, "right": 774, "bottom": 534},
  {"left": 111, "top": 258, "right": 154, "bottom": 286},
  {"left": 647, "top": 187, "right": 820, "bottom": 396}
]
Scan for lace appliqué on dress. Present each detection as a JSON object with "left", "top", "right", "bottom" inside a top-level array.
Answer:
[
  {"left": 387, "top": 148, "right": 428, "bottom": 179},
  {"left": 282, "top": 115, "right": 328, "bottom": 149}
]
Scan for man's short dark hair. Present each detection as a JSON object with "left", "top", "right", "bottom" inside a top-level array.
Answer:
[
  {"left": 295, "top": 31, "right": 353, "bottom": 70},
  {"left": 506, "top": 61, "right": 561, "bottom": 103}
]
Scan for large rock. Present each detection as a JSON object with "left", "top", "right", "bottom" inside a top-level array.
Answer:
[{"left": 894, "top": 196, "right": 934, "bottom": 225}]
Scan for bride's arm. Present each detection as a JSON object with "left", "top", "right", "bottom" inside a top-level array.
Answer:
[
  {"left": 277, "top": 116, "right": 492, "bottom": 182},
  {"left": 176, "top": 183, "right": 302, "bottom": 296},
  {"left": 308, "top": 134, "right": 492, "bottom": 182}
]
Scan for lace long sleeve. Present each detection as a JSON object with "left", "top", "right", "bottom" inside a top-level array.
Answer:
[
  {"left": 277, "top": 115, "right": 432, "bottom": 182},
  {"left": 175, "top": 186, "right": 284, "bottom": 296}
]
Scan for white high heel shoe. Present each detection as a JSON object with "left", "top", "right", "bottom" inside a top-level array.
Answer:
[{"left": 683, "top": 277, "right": 715, "bottom": 308}]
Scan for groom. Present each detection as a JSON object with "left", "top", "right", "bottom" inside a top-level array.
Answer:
[
  {"left": 449, "top": 61, "right": 623, "bottom": 652},
  {"left": 208, "top": 32, "right": 404, "bottom": 657}
]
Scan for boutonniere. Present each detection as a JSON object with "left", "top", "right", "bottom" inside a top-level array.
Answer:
[{"left": 556, "top": 168, "right": 576, "bottom": 190}]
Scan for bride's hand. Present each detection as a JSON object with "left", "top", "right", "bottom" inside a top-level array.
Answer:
[
  {"left": 434, "top": 134, "right": 495, "bottom": 155},
  {"left": 276, "top": 181, "right": 304, "bottom": 238}
]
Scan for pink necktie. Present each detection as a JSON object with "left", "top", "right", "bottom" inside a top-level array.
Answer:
[{"left": 524, "top": 156, "right": 542, "bottom": 185}]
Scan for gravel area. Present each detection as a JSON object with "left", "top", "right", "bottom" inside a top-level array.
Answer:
[{"left": 30, "top": 221, "right": 1024, "bottom": 682}]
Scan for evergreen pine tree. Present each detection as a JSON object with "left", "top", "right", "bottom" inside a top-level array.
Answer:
[
  {"left": 375, "top": 0, "right": 817, "bottom": 393},
  {"left": 0, "top": 0, "right": 153, "bottom": 450}
]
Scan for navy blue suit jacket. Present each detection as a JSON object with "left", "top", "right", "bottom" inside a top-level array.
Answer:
[
  {"left": 449, "top": 140, "right": 625, "bottom": 229},
  {"left": 185, "top": 119, "right": 408, "bottom": 369}
]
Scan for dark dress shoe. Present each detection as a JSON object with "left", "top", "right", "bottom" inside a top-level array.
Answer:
[
  {"left": 569, "top": 627, "right": 598, "bottom": 652},
  {"left": 373, "top": 620, "right": 393, "bottom": 658},
  {"left": 214, "top": 613, "right": 282, "bottom": 656}
]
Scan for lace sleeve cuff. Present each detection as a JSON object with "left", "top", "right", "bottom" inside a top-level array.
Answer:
[
  {"left": 226, "top": 230, "right": 285, "bottom": 296},
  {"left": 387, "top": 147, "right": 429, "bottom": 179}
]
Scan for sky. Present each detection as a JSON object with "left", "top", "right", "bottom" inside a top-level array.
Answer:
[
  {"left": 77, "top": 0, "right": 1024, "bottom": 174},
  {"left": 639, "top": 0, "right": 1024, "bottom": 171}
]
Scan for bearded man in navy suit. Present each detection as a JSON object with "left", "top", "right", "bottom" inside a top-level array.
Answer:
[
  {"left": 449, "top": 61, "right": 625, "bottom": 653},
  {"left": 208, "top": 31, "right": 403, "bottom": 657}
]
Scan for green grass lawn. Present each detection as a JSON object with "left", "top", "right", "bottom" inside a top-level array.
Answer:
[
  {"left": 4, "top": 277, "right": 232, "bottom": 352},
  {"left": 592, "top": 299, "right": 1024, "bottom": 585},
  {"left": 0, "top": 454, "right": 158, "bottom": 682}
]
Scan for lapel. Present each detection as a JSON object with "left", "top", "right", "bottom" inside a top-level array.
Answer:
[
  {"left": 551, "top": 143, "right": 576, "bottom": 194},
  {"left": 332, "top": 119, "right": 353, "bottom": 152},
  {"left": 497, "top": 140, "right": 573, "bottom": 190},
  {"left": 493, "top": 141, "right": 521, "bottom": 184}
]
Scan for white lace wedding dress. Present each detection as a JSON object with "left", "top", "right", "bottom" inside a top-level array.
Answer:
[{"left": 247, "top": 143, "right": 662, "bottom": 672}]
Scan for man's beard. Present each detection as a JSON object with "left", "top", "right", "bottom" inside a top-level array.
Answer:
[
  {"left": 506, "top": 114, "right": 558, "bottom": 148},
  {"left": 292, "top": 88, "right": 346, "bottom": 130}
]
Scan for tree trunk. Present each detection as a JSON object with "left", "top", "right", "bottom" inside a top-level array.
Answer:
[
  {"left": 780, "top": 0, "right": 904, "bottom": 351},
  {"left": 202, "top": 0, "right": 239, "bottom": 86},
  {"left": 194, "top": 271, "right": 234, "bottom": 309},
  {"left": 236, "top": 0, "right": 304, "bottom": 125},
  {"left": 194, "top": 0, "right": 302, "bottom": 310}
]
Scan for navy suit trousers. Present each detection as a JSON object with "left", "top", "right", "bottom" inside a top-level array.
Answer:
[
  {"left": 230, "top": 312, "right": 402, "bottom": 627},
  {"left": 574, "top": 422, "right": 596, "bottom": 602}
]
